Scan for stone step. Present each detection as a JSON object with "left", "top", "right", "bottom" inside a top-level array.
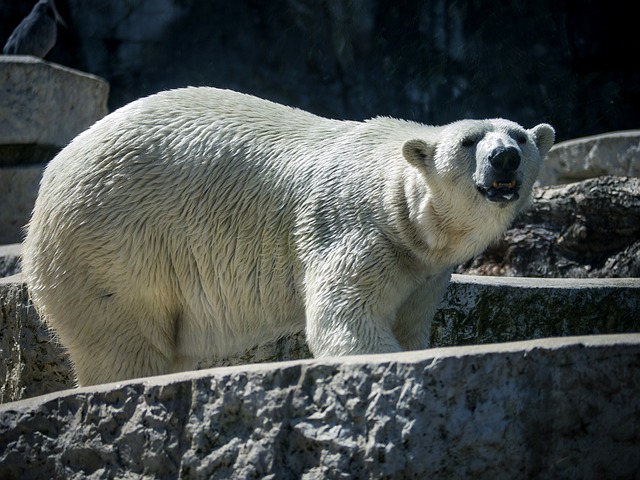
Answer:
[
  {"left": 0, "top": 164, "right": 45, "bottom": 244},
  {"left": 2, "top": 273, "right": 638, "bottom": 404},
  {"left": 0, "top": 56, "right": 109, "bottom": 244},
  {"left": 1, "top": 333, "right": 639, "bottom": 479},
  {"left": 0, "top": 56, "right": 109, "bottom": 149}
]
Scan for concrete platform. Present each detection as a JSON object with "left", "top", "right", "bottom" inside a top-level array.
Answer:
[{"left": 0, "top": 56, "right": 109, "bottom": 243}]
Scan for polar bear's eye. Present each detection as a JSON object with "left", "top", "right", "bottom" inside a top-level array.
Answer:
[
  {"left": 461, "top": 137, "right": 476, "bottom": 148},
  {"left": 516, "top": 134, "right": 527, "bottom": 144}
]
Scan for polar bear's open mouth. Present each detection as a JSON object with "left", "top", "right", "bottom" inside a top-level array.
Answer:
[{"left": 477, "top": 180, "right": 520, "bottom": 203}]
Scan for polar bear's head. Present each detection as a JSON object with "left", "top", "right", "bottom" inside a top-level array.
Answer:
[{"left": 403, "top": 119, "right": 555, "bottom": 207}]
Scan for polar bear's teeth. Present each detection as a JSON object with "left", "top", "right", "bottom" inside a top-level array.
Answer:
[
  {"left": 491, "top": 180, "right": 517, "bottom": 189},
  {"left": 502, "top": 192, "right": 515, "bottom": 200}
]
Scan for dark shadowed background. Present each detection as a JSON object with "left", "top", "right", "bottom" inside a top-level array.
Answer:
[{"left": 2, "top": 0, "right": 638, "bottom": 142}]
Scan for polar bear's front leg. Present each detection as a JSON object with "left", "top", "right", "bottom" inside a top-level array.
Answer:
[
  {"left": 393, "top": 269, "right": 452, "bottom": 351},
  {"left": 304, "top": 298, "right": 403, "bottom": 357},
  {"left": 302, "top": 263, "right": 403, "bottom": 357}
]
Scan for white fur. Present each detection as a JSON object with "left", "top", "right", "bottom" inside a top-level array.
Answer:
[{"left": 22, "top": 87, "right": 555, "bottom": 385}]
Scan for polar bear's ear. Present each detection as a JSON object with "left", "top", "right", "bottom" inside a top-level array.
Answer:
[
  {"left": 402, "top": 139, "right": 436, "bottom": 173},
  {"left": 531, "top": 123, "right": 555, "bottom": 159}
]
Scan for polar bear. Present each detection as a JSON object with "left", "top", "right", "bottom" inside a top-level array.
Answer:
[{"left": 22, "top": 87, "right": 554, "bottom": 386}]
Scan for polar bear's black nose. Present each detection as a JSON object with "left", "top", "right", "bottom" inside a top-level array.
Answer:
[{"left": 489, "top": 146, "right": 520, "bottom": 173}]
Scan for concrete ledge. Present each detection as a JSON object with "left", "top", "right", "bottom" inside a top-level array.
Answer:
[
  {"left": 1, "top": 274, "right": 638, "bottom": 405},
  {"left": 0, "top": 244, "right": 21, "bottom": 277},
  {"left": 434, "top": 274, "right": 640, "bottom": 346},
  {"left": 0, "top": 276, "right": 73, "bottom": 404},
  {"left": 1, "top": 334, "right": 639, "bottom": 479}
]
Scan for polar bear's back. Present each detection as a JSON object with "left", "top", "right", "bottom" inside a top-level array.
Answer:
[
  {"left": 29, "top": 87, "right": 345, "bottom": 247},
  {"left": 30, "top": 87, "right": 424, "bottom": 242}
]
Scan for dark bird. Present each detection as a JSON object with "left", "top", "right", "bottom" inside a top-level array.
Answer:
[{"left": 3, "top": 0, "right": 66, "bottom": 58}]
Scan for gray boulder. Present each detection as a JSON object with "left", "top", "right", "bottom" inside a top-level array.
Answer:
[{"left": 539, "top": 130, "right": 640, "bottom": 186}]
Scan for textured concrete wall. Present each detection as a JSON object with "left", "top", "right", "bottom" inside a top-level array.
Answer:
[
  {"left": 1, "top": 334, "right": 639, "bottom": 479},
  {"left": 434, "top": 274, "right": 640, "bottom": 346}
]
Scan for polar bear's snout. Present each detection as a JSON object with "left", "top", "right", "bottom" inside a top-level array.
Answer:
[
  {"left": 472, "top": 131, "right": 526, "bottom": 204},
  {"left": 488, "top": 146, "right": 520, "bottom": 174},
  {"left": 482, "top": 145, "right": 522, "bottom": 202}
]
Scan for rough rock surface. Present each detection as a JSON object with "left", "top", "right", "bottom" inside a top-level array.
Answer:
[
  {"left": 458, "top": 176, "right": 640, "bottom": 278},
  {"left": 0, "top": 56, "right": 109, "bottom": 150},
  {"left": 0, "top": 276, "right": 73, "bottom": 404},
  {"left": 2, "top": 275, "right": 639, "bottom": 404},
  {"left": 1, "top": 334, "right": 639, "bottom": 479},
  {"left": 539, "top": 130, "right": 640, "bottom": 186}
]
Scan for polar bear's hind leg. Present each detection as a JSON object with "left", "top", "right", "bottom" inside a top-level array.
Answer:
[{"left": 56, "top": 291, "right": 179, "bottom": 386}]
